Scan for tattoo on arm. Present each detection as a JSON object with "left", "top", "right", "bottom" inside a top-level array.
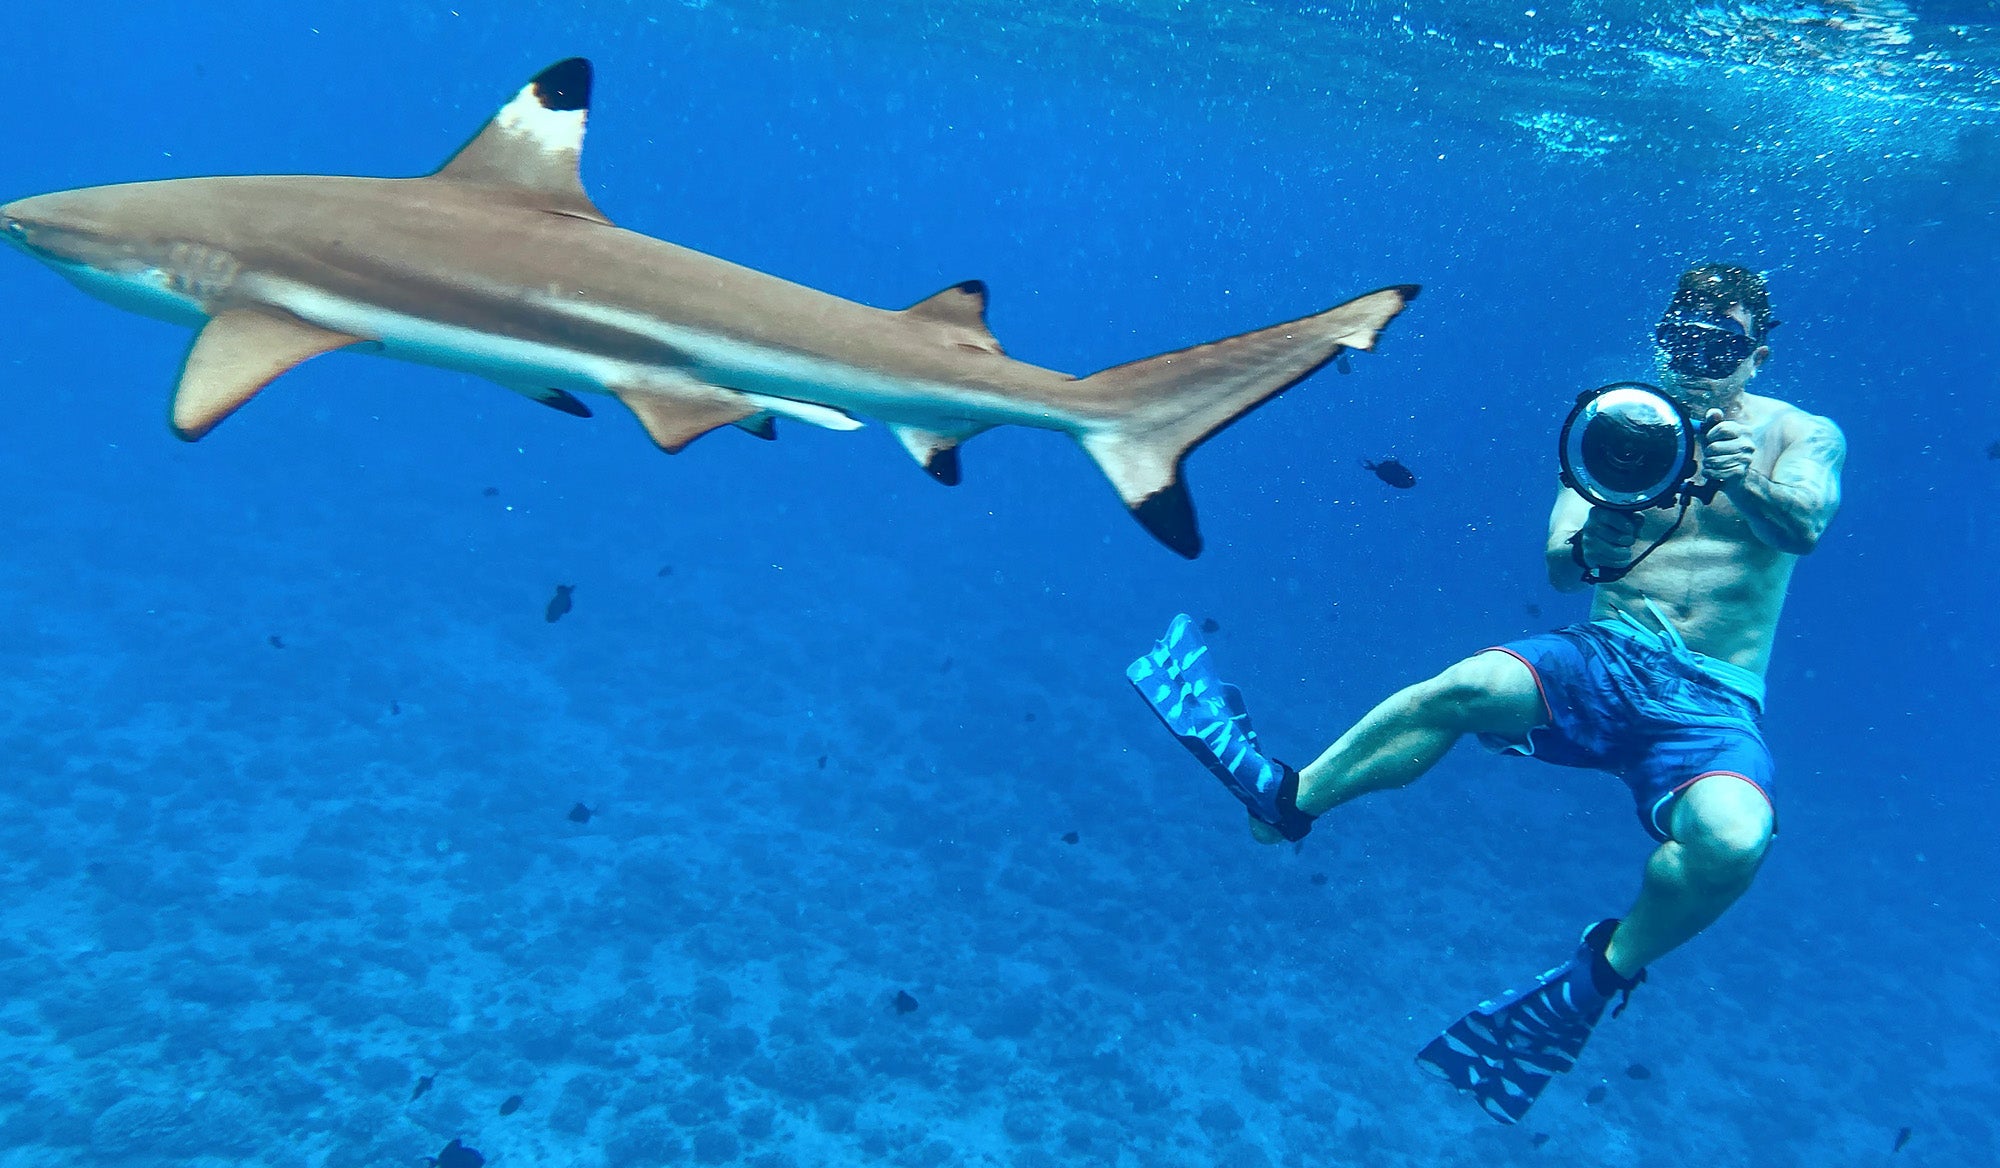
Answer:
[
  {"left": 1773, "top": 418, "right": 1847, "bottom": 510},
  {"left": 1749, "top": 416, "right": 1845, "bottom": 549}
]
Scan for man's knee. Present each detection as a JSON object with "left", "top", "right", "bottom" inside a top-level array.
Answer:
[
  {"left": 1412, "top": 652, "right": 1544, "bottom": 736},
  {"left": 1673, "top": 776, "right": 1775, "bottom": 887}
]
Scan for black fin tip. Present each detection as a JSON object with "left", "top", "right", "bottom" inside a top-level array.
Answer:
[
  {"left": 1132, "top": 479, "right": 1201, "bottom": 559},
  {"left": 926, "top": 448, "right": 962, "bottom": 486},
  {"left": 537, "top": 388, "right": 593, "bottom": 418},
  {"left": 531, "top": 58, "right": 592, "bottom": 112}
]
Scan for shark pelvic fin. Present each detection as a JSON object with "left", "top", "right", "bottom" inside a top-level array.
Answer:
[
  {"left": 614, "top": 385, "right": 764, "bottom": 454},
  {"left": 891, "top": 423, "right": 986, "bottom": 486},
  {"left": 1073, "top": 284, "right": 1420, "bottom": 558},
  {"left": 734, "top": 413, "right": 778, "bottom": 440},
  {"left": 433, "top": 58, "right": 608, "bottom": 224},
  {"left": 172, "top": 309, "right": 363, "bottom": 441},
  {"left": 903, "top": 280, "right": 1004, "bottom": 356},
  {"left": 530, "top": 387, "right": 594, "bottom": 418}
]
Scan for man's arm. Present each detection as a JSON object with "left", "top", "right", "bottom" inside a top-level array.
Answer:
[
  {"left": 1709, "top": 411, "right": 1846, "bottom": 554},
  {"left": 1545, "top": 489, "right": 1594, "bottom": 592},
  {"left": 1546, "top": 488, "right": 1645, "bottom": 592}
]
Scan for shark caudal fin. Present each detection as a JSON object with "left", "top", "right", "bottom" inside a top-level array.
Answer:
[{"left": 1074, "top": 284, "right": 1418, "bottom": 558}]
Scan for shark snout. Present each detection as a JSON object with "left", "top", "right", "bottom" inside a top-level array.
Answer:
[{"left": 0, "top": 203, "right": 30, "bottom": 249}]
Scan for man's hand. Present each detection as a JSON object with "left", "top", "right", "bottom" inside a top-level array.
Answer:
[
  {"left": 1700, "top": 408, "right": 1757, "bottom": 485},
  {"left": 1577, "top": 507, "right": 1643, "bottom": 567}
]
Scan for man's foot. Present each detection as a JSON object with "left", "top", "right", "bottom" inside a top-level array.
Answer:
[
  {"left": 1127, "top": 614, "right": 1315, "bottom": 841},
  {"left": 1416, "top": 919, "right": 1645, "bottom": 1124}
]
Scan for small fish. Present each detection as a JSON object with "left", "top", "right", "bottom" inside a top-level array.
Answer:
[
  {"left": 1986, "top": 441, "right": 2000, "bottom": 460},
  {"left": 267, "top": 635, "right": 285, "bottom": 649},
  {"left": 1524, "top": 603, "right": 1542, "bottom": 620},
  {"left": 428, "top": 1139, "right": 485, "bottom": 1168},
  {"left": 892, "top": 990, "right": 919, "bottom": 1015},
  {"left": 1529, "top": 1132, "right": 1549, "bottom": 1148},
  {"left": 1061, "top": 831, "right": 1079, "bottom": 845},
  {"left": 545, "top": 584, "right": 574, "bottom": 623},
  {"left": 1584, "top": 1084, "right": 1607, "bottom": 1105},
  {"left": 1335, "top": 352, "right": 1353, "bottom": 375},
  {"left": 389, "top": 700, "right": 402, "bottom": 716},
  {"left": 567, "top": 803, "right": 593, "bottom": 824},
  {"left": 1309, "top": 872, "right": 1328, "bottom": 886},
  {"left": 1200, "top": 617, "right": 1221, "bottom": 633},
  {"left": 498, "top": 1094, "right": 523, "bottom": 1116},
  {"left": 1894, "top": 1126, "right": 1913, "bottom": 1152},
  {"left": 411, "top": 1073, "right": 435, "bottom": 1102},
  {"left": 940, "top": 656, "right": 954, "bottom": 673},
  {"left": 657, "top": 564, "right": 675, "bottom": 577},
  {"left": 1024, "top": 711, "right": 1036, "bottom": 722},
  {"left": 482, "top": 486, "right": 499, "bottom": 497},
  {"left": 1625, "top": 1063, "right": 1651, "bottom": 1080},
  {"left": 817, "top": 755, "right": 828, "bottom": 770},
  {"left": 1362, "top": 457, "right": 1416, "bottom": 489}
]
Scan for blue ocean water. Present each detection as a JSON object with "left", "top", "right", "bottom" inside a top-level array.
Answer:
[{"left": 0, "top": 1, "right": 1994, "bottom": 1165}]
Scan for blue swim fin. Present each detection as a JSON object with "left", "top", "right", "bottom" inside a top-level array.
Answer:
[
  {"left": 1126, "top": 614, "right": 1316, "bottom": 841},
  {"left": 1416, "top": 919, "right": 1645, "bottom": 1124}
]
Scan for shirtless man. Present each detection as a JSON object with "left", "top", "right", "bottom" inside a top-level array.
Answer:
[{"left": 1127, "top": 263, "right": 1845, "bottom": 1123}]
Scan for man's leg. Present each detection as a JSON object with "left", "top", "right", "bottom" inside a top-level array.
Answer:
[
  {"left": 1604, "top": 775, "right": 1774, "bottom": 976},
  {"left": 1291, "top": 650, "right": 1545, "bottom": 817}
]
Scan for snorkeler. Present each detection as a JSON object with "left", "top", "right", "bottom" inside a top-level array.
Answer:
[{"left": 1129, "top": 263, "right": 1846, "bottom": 1123}]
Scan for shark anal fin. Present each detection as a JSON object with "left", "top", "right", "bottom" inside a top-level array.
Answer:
[
  {"left": 173, "top": 309, "right": 362, "bottom": 440},
  {"left": 615, "top": 386, "right": 762, "bottom": 454},
  {"left": 433, "top": 58, "right": 609, "bottom": 224},
  {"left": 925, "top": 446, "right": 962, "bottom": 486},
  {"left": 533, "top": 387, "right": 593, "bottom": 418},
  {"left": 903, "top": 280, "right": 1004, "bottom": 357},
  {"left": 890, "top": 423, "right": 980, "bottom": 486}
]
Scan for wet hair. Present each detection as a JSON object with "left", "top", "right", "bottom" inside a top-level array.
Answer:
[{"left": 1658, "top": 263, "right": 1780, "bottom": 341}]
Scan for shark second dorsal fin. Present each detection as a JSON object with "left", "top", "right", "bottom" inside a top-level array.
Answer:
[
  {"left": 433, "top": 58, "right": 608, "bottom": 224},
  {"left": 173, "top": 309, "right": 363, "bottom": 440},
  {"left": 903, "top": 281, "right": 1004, "bottom": 356}
]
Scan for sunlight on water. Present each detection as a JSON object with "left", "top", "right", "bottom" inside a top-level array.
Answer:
[{"left": 696, "top": 0, "right": 2000, "bottom": 212}]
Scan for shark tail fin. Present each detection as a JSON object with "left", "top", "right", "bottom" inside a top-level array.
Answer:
[{"left": 1073, "top": 284, "right": 1419, "bottom": 558}]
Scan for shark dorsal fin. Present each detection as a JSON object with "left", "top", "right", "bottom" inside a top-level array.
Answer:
[
  {"left": 173, "top": 309, "right": 362, "bottom": 440},
  {"left": 903, "top": 281, "right": 1004, "bottom": 355},
  {"left": 433, "top": 58, "right": 609, "bottom": 224}
]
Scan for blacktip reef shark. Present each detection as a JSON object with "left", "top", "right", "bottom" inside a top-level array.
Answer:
[{"left": 0, "top": 58, "right": 1417, "bottom": 557}]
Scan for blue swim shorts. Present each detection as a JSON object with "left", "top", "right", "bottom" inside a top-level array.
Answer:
[{"left": 1477, "top": 618, "right": 1775, "bottom": 843}]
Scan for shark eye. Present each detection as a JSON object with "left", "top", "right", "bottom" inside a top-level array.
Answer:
[{"left": 0, "top": 218, "right": 24, "bottom": 242}]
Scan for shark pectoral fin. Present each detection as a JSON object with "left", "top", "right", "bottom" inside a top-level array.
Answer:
[
  {"left": 614, "top": 386, "right": 763, "bottom": 454},
  {"left": 1071, "top": 284, "right": 1420, "bottom": 558},
  {"left": 432, "top": 58, "right": 609, "bottom": 225},
  {"left": 902, "top": 280, "right": 1005, "bottom": 356},
  {"left": 890, "top": 423, "right": 985, "bottom": 486},
  {"left": 173, "top": 309, "right": 363, "bottom": 440}
]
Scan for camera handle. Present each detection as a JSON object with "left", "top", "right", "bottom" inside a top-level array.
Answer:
[{"left": 1570, "top": 475, "right": 1717, "bottom": 585}]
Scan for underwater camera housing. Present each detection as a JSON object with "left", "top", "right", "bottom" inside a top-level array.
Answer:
[
  {"left": 1558, "top": 381, "right": 1719, "bottom": 511},
  {"left": 1557, "top": 382, "right": 1721, "bottom": 584}
]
